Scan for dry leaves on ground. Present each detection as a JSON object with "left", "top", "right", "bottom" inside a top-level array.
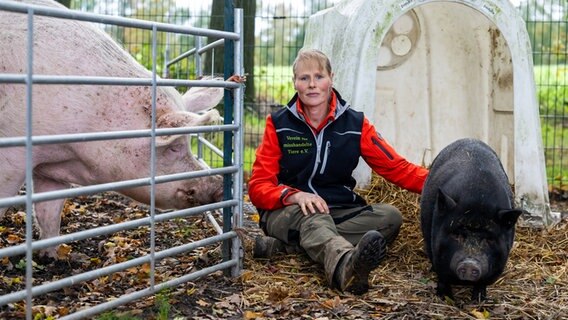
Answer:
[{"left": 0, "top": 175, "right": 567, "bottom": 319}]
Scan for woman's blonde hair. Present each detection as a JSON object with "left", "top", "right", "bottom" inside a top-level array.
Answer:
[{"left": 292, "top": 48, "right": 332, "bottom": 78}]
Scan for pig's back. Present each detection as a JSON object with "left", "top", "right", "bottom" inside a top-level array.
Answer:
[
  {"left": 425, "top": 138, "right": 511, "bottom": 200},
  {"left": 0, "top": 0, "right": 148, "bottom": 77},
  {"left": 0, "top": 0, "right": 158, "bottom": 136}
]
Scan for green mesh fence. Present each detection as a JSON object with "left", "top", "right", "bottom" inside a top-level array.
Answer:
[{"left": 67, "top": 0, "right": 567, "bottom": 190}]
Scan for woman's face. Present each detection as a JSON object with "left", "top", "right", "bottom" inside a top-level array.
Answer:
[{"left": 293, "top": 59, "right": 333, "bottom": 110}]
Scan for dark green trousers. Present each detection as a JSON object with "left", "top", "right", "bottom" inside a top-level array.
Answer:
[{"left": 259, "top": 203, "right": 402, "bottom": 286}]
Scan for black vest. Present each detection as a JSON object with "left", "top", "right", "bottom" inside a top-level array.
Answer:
[{"left": 271, "top": 104, "right": 367, "bottom": 207}]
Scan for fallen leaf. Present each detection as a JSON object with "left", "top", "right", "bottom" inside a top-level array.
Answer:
[
  {"left": 32, "top": 305, "right": 57, "bottom": 317},
  {"left": 250, "top": 214, "right": 260, "bottom": 223},
  {"left": 57, "top": 244, "right": 72, "bottom": 259},
  {"left": 470, "top": 308, "right": 490, "bottom": 319},
  {"left": 196, "top": 299, "right": 210, "bottom": 307},
  {"left": 1, "top": 256, "right": 12, "bottom": 268},
  {"left": 268, "top": 286, "right": 288, "bottom": 302},
  {"left": 240, "top": 270, "right": 255, "bottom": 282},
  {"left": 226, "top": 293, "right": 241, "bottom": 304},
  {"left": 243, "top": 310, "right": 263, "bottom": 319},
  {"left": 321, "top": 296, "right": 342, "bottom": 309},
  {"left": 7, "top": 234, "right": 22, "bottom": 244},
  {"left": 2, "top": 276, "right": 22, "bottom": 286},
  {"left": 214, "top": 299, "right": 233, "bottom": 309},
  {"left": 57, "top": 306, "right": 70, "bottom": 317},
  {"left": 140, "top": 263, "right": 151, "bottom": 274}
]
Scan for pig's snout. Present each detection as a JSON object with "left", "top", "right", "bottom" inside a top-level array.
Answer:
[
  {"left": 211, "top": 184, "right": 224, "bottom": 202},
  {"left": 456, "top": 258, "right": 482, "bottom": 282},
  {"left": 204, "top": 174, "right": 224, "bottom": 203},
  {"left": 189, "top": 175, "right": 224, "bottom": 205}
]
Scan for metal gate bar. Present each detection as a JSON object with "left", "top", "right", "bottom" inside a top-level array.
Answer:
[{"left": 0, "top": 1, "right": 244, "bottom": 319}]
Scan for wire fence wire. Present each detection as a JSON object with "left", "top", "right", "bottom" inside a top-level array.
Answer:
[
  {"left": 68, "top": 0, "right": 567, "bottom": 190},
  {"left": 2, "top": 0, "right": 563, "bottom": 220},
  {"left": 520, "top": 0, "right": 568, "bottom": 190}
]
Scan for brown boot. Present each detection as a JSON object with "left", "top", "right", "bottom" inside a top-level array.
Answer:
[
  {"left": 253, "top": 236, "right": 286, "bottom": 258},
  {"left": 333, "top": 230, "right": 387, "bottom": 294}
]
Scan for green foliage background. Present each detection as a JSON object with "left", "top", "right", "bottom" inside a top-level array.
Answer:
[
  {"left": 66, "top": 0, "right": 568, "bottom": 188},
  {"left": 535, "top": 65, "right": 568, "bottom": 187}
]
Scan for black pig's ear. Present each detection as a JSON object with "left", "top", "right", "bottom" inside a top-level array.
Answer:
[
  {"left": 497, "top": 209, "right": 524, "bottom": 228},
  {"left": 436, "top": 187, "right": 457, "bottom": 213}
]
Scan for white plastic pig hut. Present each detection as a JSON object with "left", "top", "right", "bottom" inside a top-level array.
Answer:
[{"left": 303, "top": 0, "right": 559, "bottom": 226}]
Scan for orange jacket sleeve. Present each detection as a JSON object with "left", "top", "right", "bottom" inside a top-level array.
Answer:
[
  {"left": 360, "top": 117, "right": 429, "bottom": 193},
  {"left": 248, "top": 115, "right": 299, "bottom": 210}
]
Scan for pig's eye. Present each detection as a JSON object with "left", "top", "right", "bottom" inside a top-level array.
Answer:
[
  {"left": 166, "top": 143, "right": 185, "bottom": 155},
  {"left": 163, "top": 143, "right": 186, "bottom": 161}
]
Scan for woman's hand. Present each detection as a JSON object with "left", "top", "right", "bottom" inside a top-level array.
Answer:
[{"left": 287, "top": 192, "right": 330, "bottom": 216}]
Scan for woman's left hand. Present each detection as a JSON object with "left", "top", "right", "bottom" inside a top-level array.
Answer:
[{"left": 287, "top": 191, "right": 330, "bottom": 216}]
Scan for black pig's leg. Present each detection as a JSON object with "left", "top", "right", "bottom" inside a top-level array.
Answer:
[
  {"left": 436, "top": 281, "right": 454, "bottom": 300},
  {"left": 472, "top": 285, "right": 487, "bottom": 302}
]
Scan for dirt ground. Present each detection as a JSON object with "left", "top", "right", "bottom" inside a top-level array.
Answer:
[{"left": 0, "top": 178, "right": 567, "bottom": 319}]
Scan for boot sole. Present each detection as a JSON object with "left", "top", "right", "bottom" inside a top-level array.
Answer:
[{"left": 347, "top": 231, "right": 387, "bottom": 294}]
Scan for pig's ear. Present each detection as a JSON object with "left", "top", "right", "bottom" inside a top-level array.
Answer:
[
  {"left": 436, "top": 187, "right": 457, "bottom": 212},
  {"left": 155, "top": 110, "right": 221, "bottom": 146},
  {"left": 497, "top": 209, "right": 524, "bottom": 228},
  {"left": 182, "top": 84, "right": 224, "bottom": 113}
]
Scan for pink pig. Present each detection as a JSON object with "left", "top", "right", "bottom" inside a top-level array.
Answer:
[{"left": 0, "top": 0, "right": 231, "bottom": 258}]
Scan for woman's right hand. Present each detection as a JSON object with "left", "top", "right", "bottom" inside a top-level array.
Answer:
[{"left": 287, "top": 191, "right": 330, "bottom": 216}]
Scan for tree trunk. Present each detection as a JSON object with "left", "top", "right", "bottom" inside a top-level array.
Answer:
[
  {"left": 207, "top": 0, "right": 256, "bottom": 103},
  {"left": 207, "top": 0, "right": 225, "bottom": 77}
]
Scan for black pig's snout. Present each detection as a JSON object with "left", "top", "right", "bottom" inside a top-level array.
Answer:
[{"left": 456, "top": 258, "right": 482, "bottom": 282}]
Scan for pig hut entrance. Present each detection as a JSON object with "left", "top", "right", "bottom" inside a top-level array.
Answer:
[
  {"left": 303, "top": 0, "right": 556, "bottom": 226},
  {"left": 375, "top": 3, "right": 514, "bottom": 177},
  {"left": 375, "top": 2, "right": 556, "bottom": 226}
]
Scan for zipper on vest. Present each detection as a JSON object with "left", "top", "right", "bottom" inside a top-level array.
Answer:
[
  {"left": 308, "top": 129, "right": 324, "bottom": 194},
  {"left": 319, "top": 141, "right": 331, "bottom": 174}
]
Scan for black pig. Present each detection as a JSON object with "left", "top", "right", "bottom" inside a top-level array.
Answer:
[{"left": 420, "top": 138, "right": 525, "bottom": 301}]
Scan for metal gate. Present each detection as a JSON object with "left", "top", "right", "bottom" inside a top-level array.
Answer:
[{"left": 0, "top": 1, "right": 244, "bottom": 319}]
